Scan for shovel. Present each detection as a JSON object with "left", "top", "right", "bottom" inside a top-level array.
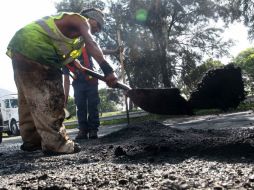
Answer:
[{"left": 81, "top": 67, "right": 193, "bottom": 115}]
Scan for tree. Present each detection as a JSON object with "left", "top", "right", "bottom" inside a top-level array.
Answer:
[
  {"left": 98, "top": 88, "right": 119, "bottom": 113},
  {"left": 55, "top": 0, "right": 233, "bottom": 92},
  {"left": 218, "top": 0, "right": 254, "bottom": 39},
  {"left": 55, "top": 0, "right": 105, "bottom": 12},
  {"left": 66, "top": 89, "right": 122, "bottom": 117},
  {"left": 66, "top": 96, "right": 76, "bottom": 117},
  {"left": 108, "top": 0, "right": 233, "bottom": 89},
  {"left": 180, "top": 58, "right": 223, "bottom": 96},
  {"left": 233, "top": 47, "right": 254, "bottom": 95}
]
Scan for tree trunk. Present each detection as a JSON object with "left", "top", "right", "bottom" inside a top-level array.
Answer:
[{"left": 147, "top": 0, "right": 172, "bottom": 87}]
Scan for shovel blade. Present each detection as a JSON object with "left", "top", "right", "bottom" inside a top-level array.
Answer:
[{"left": 127, "top": 88, "right": 193, "bottom": 115}]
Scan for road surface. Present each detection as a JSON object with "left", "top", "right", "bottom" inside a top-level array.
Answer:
[{"left": 1, "top": 110, "right": 253, "bottom": 150}]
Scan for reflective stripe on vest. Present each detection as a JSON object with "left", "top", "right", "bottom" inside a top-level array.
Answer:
[{"left": 35, "top": 18, "right": 85, "bottom": 65}]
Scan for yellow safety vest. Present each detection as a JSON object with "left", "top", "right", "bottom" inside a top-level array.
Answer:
[{"left": 36, "top": 12, "right": 85, "bottom": 65}]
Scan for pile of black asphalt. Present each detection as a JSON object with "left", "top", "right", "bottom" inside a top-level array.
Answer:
[
  {"left": 189, "top": 63, "right": 245, "bottom": 111},
  {"left": 128, "top": 64, "right": 246, "bottom": 116}
]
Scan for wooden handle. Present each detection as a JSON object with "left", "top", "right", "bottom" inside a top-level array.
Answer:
[
  {"left": 83, "top": 67, "right": 131, "bottom": 91},
  {"left": 83, "top": 67, "right": 106, "bottom": 81}
]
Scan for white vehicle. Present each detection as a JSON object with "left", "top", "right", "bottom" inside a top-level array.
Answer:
[{"left": 0, "top": 94, "right": 20, "bottom": 136}]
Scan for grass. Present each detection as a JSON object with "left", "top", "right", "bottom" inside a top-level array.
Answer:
[
  {"left": 64, "top": 110, "right": 169, "bottom": 129},
  {"left": 193, "top": 109, "right": 222, "bottom": 115},
  {"left": 100, "top": 111, "right": 127, "bottom": 117},
  {"left": 235, "top": 102, "right": 254, "bottom": 111},
  {"left": 100, "top": 113, "right": 169, "bottom": 126},
  {"left": 192, "top": 102, "right": 254, "bottom": 116},
  {"left": 64, "top": 114, "right": 170, "bottom": 129},
  {"left": 65, "top": 110, "right": 127, "bottom": 122}
]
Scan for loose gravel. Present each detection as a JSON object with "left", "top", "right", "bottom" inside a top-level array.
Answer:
[{"left": 1, "top": 116, "right": 254, "bottom": 189}]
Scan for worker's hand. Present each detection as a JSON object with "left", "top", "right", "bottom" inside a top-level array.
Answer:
[
  {"left": 105, "top": 73, "right": 118, "bottom": 88},
  {"left": 73, "top": 59, "right": 83, "bottom": 71}
]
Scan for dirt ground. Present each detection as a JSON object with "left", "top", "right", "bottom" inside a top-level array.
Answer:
[{"left": 1, "top": 111, "right": 254, "bottom": 189}]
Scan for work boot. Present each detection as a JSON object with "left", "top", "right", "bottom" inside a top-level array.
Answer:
[
  {"left": 20, "top": 142, "right": 41, "bottom": 152},
  {"left": 43, "top": 143, "right": 81, "bottom": 156},
  {"left": 75, "top": 130, "right": 88, "bottom": 140},
  {"left": 89, "top": 130, "right": 98, "bottom": 139}
]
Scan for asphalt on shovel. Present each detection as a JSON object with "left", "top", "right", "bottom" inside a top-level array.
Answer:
[{"left": 80, "top": 67, "right": 193, "bottom": 115}]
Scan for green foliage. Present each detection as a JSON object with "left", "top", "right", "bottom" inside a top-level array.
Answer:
[
  {"left": 236, "top": 101, "right": 254, "bottom": 112},
  {"left": 187, "top": 101, "right": 254, "bottom": 116},
  {"left": 233, "top": 47, "right": 254, "bottom": 95},
  {"left": 193, "top": 109, "right": 221, "bottom": 115},
  {"left": 55, "top": 0, "right": 105, "bottom": 12},
  {"left": 66, "top": 96, "right": 76, "bottom": 117},
  {"left": 65, "top": 89, "right": 122, "bottom": 121},
  {"left": 233, "top": 47, "right": 254, "bottom": 76},
  {"left": 109, "top": 0, "right": 233, "bottom": 88},
  {"left": 181, "top": 58, "right": 223, "bottom": 96},
  {"left": 98, "top": 88, "right": 119, "bottom": 113}
]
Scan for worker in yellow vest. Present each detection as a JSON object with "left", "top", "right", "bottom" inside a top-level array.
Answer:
[{"left": 6, "top": 8, "right": 117, "bottom": 155}]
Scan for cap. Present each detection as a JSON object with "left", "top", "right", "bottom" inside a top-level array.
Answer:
[{"left": 80, "top": 8, "right": 104, "bottom": 29}]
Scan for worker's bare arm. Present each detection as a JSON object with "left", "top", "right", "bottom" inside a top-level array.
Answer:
[
  {"left": 63, "top": 14, "right": 106, "bottom": 64},
  {"left": 61, "top": 14, "right": 117, "bottom": 87}
]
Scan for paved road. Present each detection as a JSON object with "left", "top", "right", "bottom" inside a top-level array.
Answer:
[
  {"left": 0, "top": 123, "right": 127, "bottom": 151},
  {"left": 163, "top": 110, "right": 254, "bottom": 130},
  {"left": 1, "top": 110, "right": 254, "bottom": 149}
]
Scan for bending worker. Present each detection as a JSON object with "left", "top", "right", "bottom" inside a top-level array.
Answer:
[{"left": 6, "top": 8, "right": 117, "bottom": 155}]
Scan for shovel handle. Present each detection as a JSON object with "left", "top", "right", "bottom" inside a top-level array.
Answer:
[{"left": 83, "top": 67, "right": 131, "bottom": 91}]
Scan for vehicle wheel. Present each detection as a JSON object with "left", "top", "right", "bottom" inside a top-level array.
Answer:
[{"left": 10, "top": 120, "right": 20, "bottom": 136}]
